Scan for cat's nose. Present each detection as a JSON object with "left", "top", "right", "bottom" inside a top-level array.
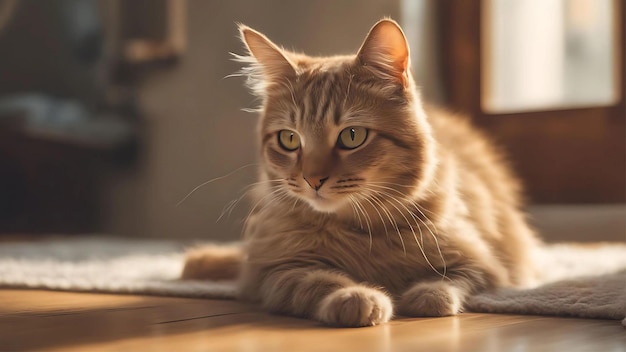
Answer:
[{"left": 304, "top": 176, "right": 329, "bottom": 191}]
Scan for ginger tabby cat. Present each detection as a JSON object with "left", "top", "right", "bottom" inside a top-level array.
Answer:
[{"left": 182, "top": 19, "right": 539, "bottom": 327}]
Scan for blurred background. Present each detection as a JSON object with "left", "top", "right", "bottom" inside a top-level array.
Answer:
[{"left": 0, "top": 0, "right": 623, "bottom": 242}]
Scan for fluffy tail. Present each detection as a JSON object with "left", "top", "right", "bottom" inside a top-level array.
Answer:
[{"left": 181, "top": 243, "right": 243, "bottom": 281}]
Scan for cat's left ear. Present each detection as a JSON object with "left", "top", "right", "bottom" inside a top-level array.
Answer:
[
  {"left": 357, "top": 19, "right": 410, "bottom": 87},
  {"left": 238, "top": 24, "right": 297, "bottom": 82}
]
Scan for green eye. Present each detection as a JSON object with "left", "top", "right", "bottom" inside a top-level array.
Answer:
[
  {"left": 278, "top": 130, "right": 301, "bottom": 151},
  {"left": 337, "top": 127, "right": 368, "bottom": 149}
]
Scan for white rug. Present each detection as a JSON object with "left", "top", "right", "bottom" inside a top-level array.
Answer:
[{"left": 1, "top": 237, "right": 625, "bottom": 324}]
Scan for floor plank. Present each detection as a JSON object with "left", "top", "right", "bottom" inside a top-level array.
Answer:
[{"left": 0, "top": 289, "right": 623, "bottom": 351}]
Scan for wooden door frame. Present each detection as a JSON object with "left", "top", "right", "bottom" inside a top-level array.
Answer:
[{"left": 438, "top": 0, "right": 625, "bottom": 203}]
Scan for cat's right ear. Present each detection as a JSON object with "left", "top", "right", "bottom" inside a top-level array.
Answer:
[
  {"left": 357, "top": 19, "right": 410, "bottom": 87},
  {"left": 238, "top": 24, "right": 297, "bottom": 82}
]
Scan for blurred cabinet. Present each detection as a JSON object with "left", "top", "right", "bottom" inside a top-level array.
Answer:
[
  {"left": 0, "top": 121, "right": 100, "bottom": 233},
  {"left": 0, "top": 0, "right": 177, "bottom": 233}
]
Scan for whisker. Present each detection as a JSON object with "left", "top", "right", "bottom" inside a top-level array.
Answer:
[
  {"left": 291, "top": 196, "right": 300, "bottom": 211},
  {"left": 370, "top": 191, "right": 433, "bottom": 270},
  {"left": 368, "top": 186, "right": 441, "bottom": 241},
  {"left": 349, "top": 195, "right": 373, "bottom": 252},
  {"left": 348, "top": 198, "right": 364, "bottom": 230},
  {"left": 368, "top": 189, "right": 446, "bottom": 278},
  {"left": 365, "top": 192, "right": 406, "bottom": 255},
  {"left": 367, "top": 182, "right": 438, "bottom": 217},
  {"left": 217, "top": 178, "right": 284, "bottom": 222},
  {"left": 361, "top": 196, "right": 390, "bottom": 241},
  {"left": 217, "top": 198, "right": 239, "bottom": 223},
  {"left": 367, "top": 183, "right": 439, "bottom": 232},
  {"left": 241, "top": 107, "right": 261, "bottom": 114},
  {"left": 369, "top": 185, "right": 447, "bottom": 278},
  {"left": 177, "top": 163, "right": 258, "bottom": 206},
  {"left": 242, "top": 186, "right": 286, "bottom": 231}
]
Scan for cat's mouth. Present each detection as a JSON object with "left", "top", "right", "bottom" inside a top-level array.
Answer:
[{"left": 305, "top": 193, "right": 344, "bottom": 213}]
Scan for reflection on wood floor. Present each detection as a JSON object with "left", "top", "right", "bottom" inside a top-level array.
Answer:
[{"left": 0, "top": 289, "right": 623, "bottom": 352}]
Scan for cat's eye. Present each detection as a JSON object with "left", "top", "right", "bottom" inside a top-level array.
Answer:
[
  {"left": 337, "top": 127, "right": 368, "bottom": 149},
  {"left": 277, "top": 130, "right": 301, "bottom": 151}
]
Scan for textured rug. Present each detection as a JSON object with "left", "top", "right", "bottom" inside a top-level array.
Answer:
[{"left": 1, "top": 237, "right": 625, "bottom": 324}]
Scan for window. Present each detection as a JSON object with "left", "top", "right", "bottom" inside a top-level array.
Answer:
[{"left": 482, "top": 0, "right": 618, "bottom": 113}]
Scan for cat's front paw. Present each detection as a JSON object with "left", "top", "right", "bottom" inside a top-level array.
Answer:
[
  {"left": 315, "top": 286, "right": 393, "bottom": 327},
  {"left": 398, "top": 281, "right": 463, "bottom": 317}
]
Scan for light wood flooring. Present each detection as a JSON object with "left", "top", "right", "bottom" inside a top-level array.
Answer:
[{"left": 0, "top": 289, "right": 624, "bottom": 352}]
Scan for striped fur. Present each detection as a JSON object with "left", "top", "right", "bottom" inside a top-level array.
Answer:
[{"left": 184, "top": 19, "right": 539, "bottom": 327}]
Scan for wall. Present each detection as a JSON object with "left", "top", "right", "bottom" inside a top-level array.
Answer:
[{"left": 102, "top": 0, "right": 401, "bottom": 240}]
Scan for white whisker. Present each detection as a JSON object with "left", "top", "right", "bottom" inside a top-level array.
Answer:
[
  {"left": 361, "top": 196, "right": 390, "bottom": 240},
  {"left": 367, "top": 188, "right": 446, "bottom": 279},
  {"left": 367, "top": 183, "right": 440, "bottom": 233},
  {"left": 367, "top": 182, "right": 438, "bottom": 217},
  {"left": 368, "top": 185, "right": 445, "bottom": 272},
  {"left": 348, "top": 198, "right": 364, "bottom": 230},
  {"left": 349, "top": 195, "right": 373, "bottom": 252},
  {"left": 242, "top": 186, "right": 286, "bottom": 231},
  {"left": 176, "top": 163, "right": 258, "bottom": 206},
  {"left": 291, "top": 196, "right": 300, "bottom": 211},
  {"left": 365, "top": 193, "right": 406, "bottom": 255},
  {"left": 217, "top": 178, "right": 283, "bottom": 222}
]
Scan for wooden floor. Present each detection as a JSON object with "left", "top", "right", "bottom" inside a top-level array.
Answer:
[
  {"left": 0, "top": 289, "right": 623, "bottom": 352},
  {"left": 1, "top": 207, "right": 624, "bottom": 351}
]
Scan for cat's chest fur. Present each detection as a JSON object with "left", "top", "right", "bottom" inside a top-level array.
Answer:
[{"left": 243, "top": 207, "right": 450, "bottom": 296}]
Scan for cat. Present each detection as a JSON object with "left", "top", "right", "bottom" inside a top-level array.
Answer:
[{"left": 182, "top": 19, "right": 539, "bottom": 327}]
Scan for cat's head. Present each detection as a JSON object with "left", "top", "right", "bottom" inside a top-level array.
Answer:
[{"left": 237, "top": 19, "right": 436, "bottom": 214}]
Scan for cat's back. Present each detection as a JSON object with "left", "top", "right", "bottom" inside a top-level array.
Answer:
[
  {"left": 424, "top": 104, "right": 522, "bottom": 203},
  {"left": 424, "top": 105, "right": 501, "bottom": 163},
  {"left": 422, "top": 104, "right": 538, "bottom": 286}
]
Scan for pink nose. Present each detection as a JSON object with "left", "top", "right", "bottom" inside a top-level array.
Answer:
[{"left": 304, "top": 176, "right": 329, "bottom": 191}]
